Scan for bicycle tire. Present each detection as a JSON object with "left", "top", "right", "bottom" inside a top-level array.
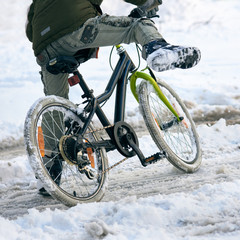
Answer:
[
  {"left": 24, "top": 96, "right": 108, "bottom": 206},
  {"left": 138, "top": 79, "right": 202, "bottom": 172}
]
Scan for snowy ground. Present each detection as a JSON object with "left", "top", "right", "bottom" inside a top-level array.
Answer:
[{"left": 0, "top": 0, "right": 240, "bottom": 239}]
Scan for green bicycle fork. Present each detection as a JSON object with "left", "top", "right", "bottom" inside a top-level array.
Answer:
[{"left": 130, "top": 69, "right": 181, "bottom": 121}]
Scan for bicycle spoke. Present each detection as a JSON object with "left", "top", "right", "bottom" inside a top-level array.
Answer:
[{"left": 139, "top": 80, "right": 201, "bottom": 170}]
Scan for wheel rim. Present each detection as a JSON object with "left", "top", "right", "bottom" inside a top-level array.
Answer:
[
  {"left": 34, "top": 103, "right": 106, "bottom": 200},
  {"left": 148, "top": 85, "right": 198, "bottom": 163}
]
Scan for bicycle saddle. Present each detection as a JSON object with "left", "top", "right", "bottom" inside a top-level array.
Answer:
[
  {"left": 46, "top": 56, "right": 80, "bottom": 75},
  {"left": 46, "top": 48, "right": 99, "bottom": 75}
]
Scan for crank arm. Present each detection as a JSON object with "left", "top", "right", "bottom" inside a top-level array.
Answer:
[
  {"left": 124, "top": 133, "right": 146, "bottom": 165},
  {"left": 125, "top": 133, "right": 166, "bottom": 167}
]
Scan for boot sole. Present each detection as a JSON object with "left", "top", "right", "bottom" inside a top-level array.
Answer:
[{"left": 148, "top": 47, "right": 201, "bottom": 72}]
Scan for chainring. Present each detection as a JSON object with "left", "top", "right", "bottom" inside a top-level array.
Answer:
[{"left": 113, "top": 121, "right": 139, "bottom": 157}]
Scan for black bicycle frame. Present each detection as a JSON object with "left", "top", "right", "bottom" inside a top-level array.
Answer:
[{"left": 74, "top": 47, "right": 136, "bottom": 139}]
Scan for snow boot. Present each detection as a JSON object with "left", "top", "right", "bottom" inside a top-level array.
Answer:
[
  {"left": 38, "top": 187, "right": 51, "bottom": 196},
  {"left": 142, "top": 39, "right": 201, "bottom": 72}
]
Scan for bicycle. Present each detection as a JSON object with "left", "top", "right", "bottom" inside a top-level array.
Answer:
[{"left": 24, "top": 40, "right": 201, "bottom": 207}]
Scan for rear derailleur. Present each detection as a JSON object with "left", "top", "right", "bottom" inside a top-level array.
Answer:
[
  {"left": 59, "top": 135, "right": 96, "bottom": 180},
  {"left": 77, "top": 150, "right": 96, "bottom": 180}
]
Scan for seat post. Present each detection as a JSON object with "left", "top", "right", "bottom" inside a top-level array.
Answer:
[{"left": 74, "top": 71, "right": 94, "bottom": 100}]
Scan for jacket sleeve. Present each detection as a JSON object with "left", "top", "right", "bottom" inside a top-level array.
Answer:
[
  {"left": 124, "top": 0, "right": 147, "bottom": 6},
  {"left": 26, "top": 3, "right": 34, "bottom": 42}
]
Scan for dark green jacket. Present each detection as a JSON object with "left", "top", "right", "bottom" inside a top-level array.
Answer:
[{"left": 26, "top": 0, "right": 147, "bottom": 56}]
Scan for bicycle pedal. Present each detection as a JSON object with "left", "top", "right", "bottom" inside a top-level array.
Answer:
[{"left": 142, "top": 152, "right": 166, "bottom": 166}]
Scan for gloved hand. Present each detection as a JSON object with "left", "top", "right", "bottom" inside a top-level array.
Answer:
[
  {"left": 147, "top": 6, "right": 160, "bottom": 18},
  {"left": 128, "top": 1, "right": 161, "bottom": 19},
  {"left": 139, "top": 0, "right": 162, "bottom": 12},
  {"left": 128, "top": 0, "right": 162, "bottom": 18}
]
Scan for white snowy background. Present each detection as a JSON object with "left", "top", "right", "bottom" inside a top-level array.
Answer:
[{"left": 0, "top": 0, "right": 240, "bottom": 239}]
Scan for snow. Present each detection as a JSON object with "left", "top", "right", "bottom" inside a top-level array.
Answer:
[
  {"left": 0, "top": 0, "right": 240, "bottom": 239},
  {"left": 1, "top": 181, "right": 240, "bottom": 240},
  {"left": 1, "top": 122, "right": 240, "bottom": 239}
]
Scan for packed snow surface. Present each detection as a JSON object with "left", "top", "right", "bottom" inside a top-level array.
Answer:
[{"left": 0, "top": 0, "right": 240, "bottom": 239}]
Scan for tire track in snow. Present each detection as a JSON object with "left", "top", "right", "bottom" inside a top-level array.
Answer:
[
  {"left": 103, "top": 154, "right": 240, "bottom": 201},
  {"left": 1, "top": 154, "right": 239, "bottom": 220}
]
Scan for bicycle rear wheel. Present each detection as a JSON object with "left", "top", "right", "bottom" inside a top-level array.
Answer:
[
  {"left": 138, "top": 79, "right": 201, "bottom": 172},
  {"left": 24, "top": 96, "right": 108, "bottom": 206}
]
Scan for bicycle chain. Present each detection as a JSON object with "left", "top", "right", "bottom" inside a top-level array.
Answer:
[
  {"left": 99, "top": 157, "right": 129, "bottom": 176},
  {"left": 85, "top": 124, "right": 114, "bottom": 134}
]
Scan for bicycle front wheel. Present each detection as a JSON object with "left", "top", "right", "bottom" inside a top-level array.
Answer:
[
  {"left": 24, "top": 96, "right": 108, "bottom": 206},
  {"left": 138, "top": 79, "right": 201, "bottom": 172}
]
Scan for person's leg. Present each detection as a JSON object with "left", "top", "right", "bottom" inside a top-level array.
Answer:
[
  {"left": 48, "top": 15, "right": 163, "bottom": 55},
  {"left": 47, "top": 14, "right": 200, "bottom": 72},
  {"left": 37, "top": 51, "right": 69, "bottom": 99},
  {"left": 36, "top": 51, "right": 69, "bottom": 158},
  {"left": 36, "top": 52, "right": 68, "bottom": 189}
]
